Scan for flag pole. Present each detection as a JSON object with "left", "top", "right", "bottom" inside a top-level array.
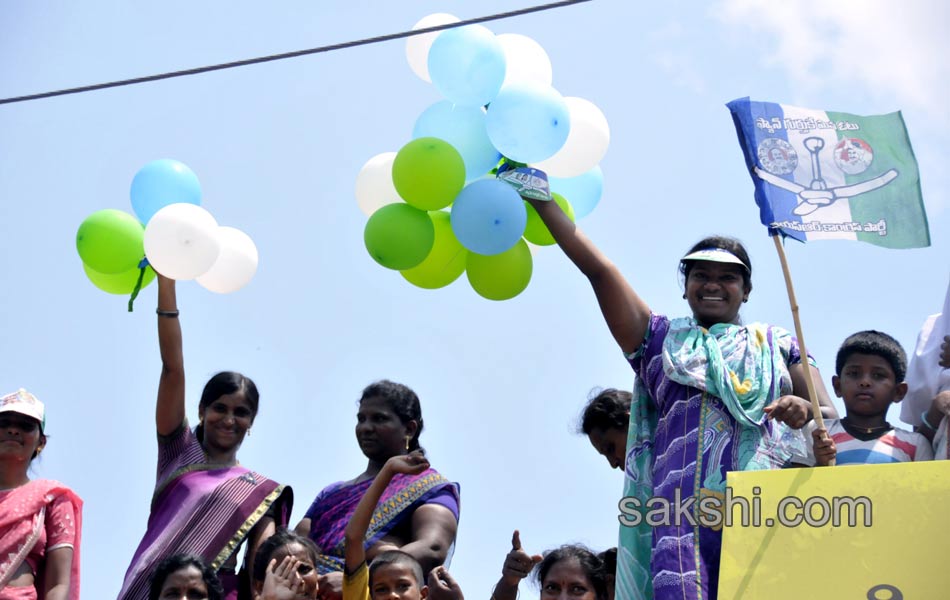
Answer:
[{"left": 771, "top": 233, "right": 828, "bottom": 435}]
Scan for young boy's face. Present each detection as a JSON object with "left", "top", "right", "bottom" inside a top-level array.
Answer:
[
  {"left": 833, "top": 353, "right": 908, "bottom": 416},
  {"left": 370, "top": 564, "right": 427, "bottom": 600}
]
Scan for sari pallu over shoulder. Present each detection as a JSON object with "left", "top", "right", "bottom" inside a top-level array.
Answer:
[
  {"left": 117, "top": 463, "right": 292, "bottom": 600},
  {"left": 306, "top": 468, "right": 460, "bottom": 573},
  {"left": 0, "top": 480, "right": 83, "bottom": 600}
]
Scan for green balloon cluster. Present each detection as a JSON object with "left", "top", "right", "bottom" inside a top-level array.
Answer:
[
  {"left": 466, "top": 239, "right": 533, "bottom": 301},
  {"left": 523, "top": 193, "right": 574, "bottom": 246},
  {"left": 76, "top": 209, "right": 145, "bottom": 274},
  {"left": 360, "top": 142, "right": 605, "bottom": 301},
  {"left": 392, "top": 137, "right": 466, "bottom": 211},
  {"left": 364, "top": 203, "right": 435, "bottom": 270},
  {"left": 76, "top": 209, "right": 155, "bottom": 296},
  {"left": 401, "top": 211, "right": 467, "bottom": 289}
]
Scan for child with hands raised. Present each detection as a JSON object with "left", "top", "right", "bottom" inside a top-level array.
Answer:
[{"left": 343, "top": 451, "right": 440, "bottom": 600}]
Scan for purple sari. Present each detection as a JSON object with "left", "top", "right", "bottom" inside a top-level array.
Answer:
[
  {"left": 118, "top": 424, "right": 292, "bottom": 600},
  {"left": 304, "top": 468, "right": 460, "bottom": 573}
]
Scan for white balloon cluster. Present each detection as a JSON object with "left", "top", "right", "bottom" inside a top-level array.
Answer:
[
  {"left": 144, "top": 204, "right": 259, "bottom": 294},
  {"left": 130, "top": 159, "right": 260, "bottom": 296}
]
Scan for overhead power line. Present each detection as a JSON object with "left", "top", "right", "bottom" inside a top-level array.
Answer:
[{"left": 0, "top": 0, "right": 593, "bottom": 106}]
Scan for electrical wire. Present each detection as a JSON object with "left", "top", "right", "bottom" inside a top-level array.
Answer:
[{"left": 0, "top": 0, "right": 593, "bottom": 106}]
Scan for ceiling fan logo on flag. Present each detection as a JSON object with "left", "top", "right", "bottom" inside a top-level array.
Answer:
[{"left": 753, "top": 136, "right": 897, "bottom": 216}]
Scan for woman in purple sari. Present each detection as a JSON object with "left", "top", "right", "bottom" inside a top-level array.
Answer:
[
  {"left": 118, "top": 276, "right": 293, "bottom": 600},
  {"left": 527, "top": 189, "right": 837, "bottom": 600},
  {"left": 294, "top": 380, "right": 459, "bottom": 600}
]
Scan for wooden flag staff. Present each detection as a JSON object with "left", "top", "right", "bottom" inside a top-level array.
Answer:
[{"left": 772, "top": 234, "right": 833, "bottom": 463}]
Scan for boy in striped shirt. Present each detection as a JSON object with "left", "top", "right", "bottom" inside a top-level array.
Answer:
[{"left": 806, "top": 330, "right": 934, "bottom": 466}]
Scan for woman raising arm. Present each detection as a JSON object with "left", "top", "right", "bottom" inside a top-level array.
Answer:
[
  {"left": 118, "top": 275, "right": 293, "bottom": 600},
  {"left": 527, "top": 195, "right": 835, "bottom": 600}
]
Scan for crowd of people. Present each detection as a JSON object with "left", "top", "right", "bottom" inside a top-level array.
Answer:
[{"left": 2, "top": 195, "right": 948, "bottom": 600}]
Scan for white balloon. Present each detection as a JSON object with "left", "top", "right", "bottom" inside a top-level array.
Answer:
[
  {"left": 144, "top": 203, "right": 220, "bottom": 280},
  {"left": 355, "top": 152, "right": 401, "bottom": 217},
  {"left": 196, "top": 227, "right": 259, "bottom": 294},
  {"left": 534, "top": 97, "right": 610, "bottom": 177},
  {"left": 497, "top": 34, "right": 553, "bottom": 87},
  {"left": 406, "top": 13, "right": 460, "bottom": 82}
]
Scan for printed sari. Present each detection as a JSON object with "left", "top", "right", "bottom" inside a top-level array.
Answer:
[
  {"left": 617, "top": 314, "right": 810, "bottom": 600},
  {"left": 118, "top": 424, "right": 293, "bottom": 600},
  {"left": 0, "top": 479, "right": 83, "bottom": 600},
  {"left": 304, "top": 468, "right": 460, "bottom": 573}
]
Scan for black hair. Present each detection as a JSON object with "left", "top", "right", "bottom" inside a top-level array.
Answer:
[
  {"left": 578, "top": 389, "right": 632, "bottom": 435},
  {"left": 369, "top": 550, "right": 424, "bottom": 589},
  {"left": 252, "top": 528, "right": 320, "bottom": 583},
  {"left": 32, "top": 429, "right": 46, "bottom": 461},
  {"left": 196, "top": 371, "right": 259, "bottom": 442},
  {"left": 533, "top": 545, "right": 608, "bottom": 600},
  {"left": 678, "top": 235, "right": 753, "bottom": 292},
  {"left": 360, "top": 380, "right": 424, "bottom": 452},
  {"left": 148, "top": 553, "right": 223, "bottom": 600},
  {"left": 835, "top": 330, "right": 908, "bottom": 382},
  {"left": 597, "top": 547, "right": 617, "bottom": 575}
]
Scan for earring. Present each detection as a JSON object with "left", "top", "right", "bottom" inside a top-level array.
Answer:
[
  {"left": 405, "top": 438, "right": 410, "bottom": 451},
  {"left": 742, "top": 298, "right": 748, "bottom": 303},
  {"left": 247, "top": 428, "right": 252, "bottom": 437},
  {"left": 682, "top": 294, "right": 687, "bottom": 299}
]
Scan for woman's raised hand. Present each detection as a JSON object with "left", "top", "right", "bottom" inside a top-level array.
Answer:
[
  {"left": 500, "top": 530, "right": 542, "bottom": 586},
  {"left": 155, "top": 273, "right": 186, "bottom": 436},
  {"left": 384, "top": 450, "right": 430, "bottom": 476}
]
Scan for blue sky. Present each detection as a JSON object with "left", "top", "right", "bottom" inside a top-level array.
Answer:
[{"left": 1, "top": 1, "right": 947, "bottom": 596}]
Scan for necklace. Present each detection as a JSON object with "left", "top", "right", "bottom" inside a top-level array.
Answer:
[{"left": 841, "top": 418, "right": 891, "bottom": 435}]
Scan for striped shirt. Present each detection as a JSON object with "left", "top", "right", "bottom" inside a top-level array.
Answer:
[{"left": 802, "top": 419, "right": 934, "bottom": 465}]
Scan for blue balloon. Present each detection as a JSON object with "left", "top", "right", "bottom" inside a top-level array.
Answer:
[
  {"left": 413, "top": 101, "right": 501, "bottom": 182},
  {"left": 485, "top": 83, "right": 570, "bottom": 163},
  {"left": 450, "top": 179, "right": 526, "bottom": 255},
  {"left": 428, "top": 25, "right": 506, "bottom": 108},
  {"left": 549, "top": 166, "right": 604, "bottom": 219},
  {"left": 130, "top": 159, "right": 202, "bottom": 224}
]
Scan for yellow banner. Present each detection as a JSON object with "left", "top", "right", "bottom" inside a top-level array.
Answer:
[{"left": 719, "top": 461, "right": 950, "bottom": 599}]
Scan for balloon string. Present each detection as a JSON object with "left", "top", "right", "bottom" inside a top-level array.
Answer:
[
  {"left": 439, "top": 247, "right": 467, "bottom": 276},
  {"left": 127, "top": 258, "right": 149, "bottom": 312}
]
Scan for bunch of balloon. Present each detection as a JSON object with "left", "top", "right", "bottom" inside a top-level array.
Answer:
[
  {"left": 76, "top": 159, "right": 261, "bottom": 310},
  {"left": 356, "top": 14, "right": 609, "bottom": 301}
]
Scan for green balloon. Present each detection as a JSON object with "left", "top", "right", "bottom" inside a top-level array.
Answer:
[
  {"left": 401, "top": 211, "right": 467, "bottom": 289},
  {"left": 83, "top": 263, "right": 156, "bottom": 295},
  {"left": 364, "top": 203, "right": 435, "bottom": 270},
  {"left": 392, "top": 137, "right": 465, "bottom": 211},
  {"left": 76, "top": 209, "right": 145, "bottom": 274},
  {"left": 466, "top": 239, "right": 533, "bottom": 301},
  {"left": 523, "top": 193, "right": 575, "bottom": 246}
]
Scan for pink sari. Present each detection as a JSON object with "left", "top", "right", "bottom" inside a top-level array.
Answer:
[{"left": 0, "top": 479, "right": 82, "bottom": 600}]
